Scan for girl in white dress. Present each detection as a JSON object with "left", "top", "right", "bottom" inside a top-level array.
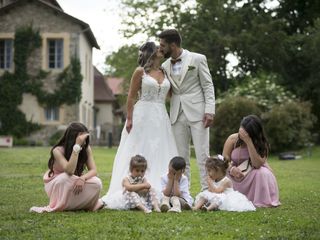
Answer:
[
  {"left": 101, "top": 42, "right": 178, "bottom": 209},
  {"left": 193, "top": 155, "right": 256, "bottom": 212},
  {"left": 122, "top": 155, "right": 160, "bottom": 213}
]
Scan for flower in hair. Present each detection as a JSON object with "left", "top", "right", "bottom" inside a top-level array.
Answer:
[{"left": 217, "top": 154, "right": 224, "bottom": 161}]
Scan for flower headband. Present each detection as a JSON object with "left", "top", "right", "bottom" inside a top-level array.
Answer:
[{"left": 217, "top": 154, "right": 224, "bottom": 162}]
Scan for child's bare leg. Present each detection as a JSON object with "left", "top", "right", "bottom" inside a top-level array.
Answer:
[
  {"left": 193, "top": 197, "right": 207, "bottom": 210},
  {"left": 152, "top": 200, "right": 160, "bottom": 212},
  {"left": 150, "top": 188, "right": 160, "bottom": 212},
  {"left": 137, "top": 203, "right": 152, "bottom": 213}
]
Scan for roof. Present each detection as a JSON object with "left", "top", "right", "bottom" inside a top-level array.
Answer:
[
  {"left": 94, "top": 67, "right": 116, "bottom": 102},
  {"left": 0, "top": 0, "right": 99, "bottom": 49},
  {"left": 105, "top": 76, "right": 124, "bottom": 95}
]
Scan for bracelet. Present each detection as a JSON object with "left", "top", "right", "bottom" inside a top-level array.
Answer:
[{"left": 73, "top": 144, "right": 82, "bottom": 154}]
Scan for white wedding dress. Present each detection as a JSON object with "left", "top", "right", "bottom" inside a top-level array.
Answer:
[{"left": 101, "top": 71, "right": 178, "bottom": 209}]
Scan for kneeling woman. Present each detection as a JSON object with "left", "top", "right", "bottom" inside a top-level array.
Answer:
[
  {"left": 223, "top": 115, "right": 280, "bottom": 208},
  {"left": 30, "top": 122, "right": 103, "bottom": 213}
]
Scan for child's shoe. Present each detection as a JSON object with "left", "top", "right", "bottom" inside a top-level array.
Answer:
[
  {"left": 144, "top": 209, "right": 152, "bottom": 214},
  {"left": 160, "top": 196, "right": 170, "bottom": 212},
  {"left": 201, "top": 205, "right": 208, "bottom": 211},
  {"left": 168, "top": 196, "right": 181, "bottom": 213}
]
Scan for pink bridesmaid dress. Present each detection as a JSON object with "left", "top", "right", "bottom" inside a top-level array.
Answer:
[
  {"left": 30, "top": 147, "right": 102, "bottom": 213},
  {"left": 229, "top": 147, "right": 281, "bottom": 207}
]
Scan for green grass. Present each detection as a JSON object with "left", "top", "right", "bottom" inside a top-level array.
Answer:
[{"left": 0, "top": 146, "right": 319, "bottom": 239}]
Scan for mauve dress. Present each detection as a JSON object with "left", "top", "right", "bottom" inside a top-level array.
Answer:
[
  {"left": 229, "top": 147, "right": 280, "bottom": 207},
  {"left": 30, "top": 147, "right": 102, "bottom": 213}
]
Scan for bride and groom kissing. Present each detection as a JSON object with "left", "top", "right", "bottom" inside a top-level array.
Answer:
[{"left": 100, "top": 28, "right": 216, "bottom": 210}]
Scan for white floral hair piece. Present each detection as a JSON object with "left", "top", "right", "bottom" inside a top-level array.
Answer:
[{"left": 217, "top": 154, "right": 224, "bottom": 161}]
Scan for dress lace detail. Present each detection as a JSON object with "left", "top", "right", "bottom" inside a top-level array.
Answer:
[{"left": 139, "top": 72, "right": 170, "bottom": 103}]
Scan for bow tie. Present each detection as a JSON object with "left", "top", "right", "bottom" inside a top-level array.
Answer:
[{"left": 171, "top": 58, "right": 182, "bottom": 64}]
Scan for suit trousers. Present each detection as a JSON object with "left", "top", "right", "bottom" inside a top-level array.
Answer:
[{"left": 172, "top": 111, "right": 209, "bottom": 190}]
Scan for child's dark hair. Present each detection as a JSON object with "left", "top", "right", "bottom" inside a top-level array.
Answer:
[
  {"left": 169, "top": 156, "right": 186, "bottom": 171},
  {"left": 205, "top": 155, "right": 229, "bottom": 176},
  {"left": 130, "top": 155, "right": 147, "bottom": 171}
]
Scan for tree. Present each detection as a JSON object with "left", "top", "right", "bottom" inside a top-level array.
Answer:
[
  {"left": 105, "top": 44, "right": 139, "bottom": 91},
  {"left": 113, "top": 0, "right": 320, "bottom": 135}
]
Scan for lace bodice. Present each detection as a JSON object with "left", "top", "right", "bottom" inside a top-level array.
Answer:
[{"left": 139, "top": 72, "right": 170, "bottom": 103}]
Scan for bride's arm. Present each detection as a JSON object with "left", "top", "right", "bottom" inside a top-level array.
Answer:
[{"left": 126, "top": 67, "right": 143, "bottom": 133}]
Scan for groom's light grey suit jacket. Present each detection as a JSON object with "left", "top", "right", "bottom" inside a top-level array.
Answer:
[{"left": 162, "top": 50, "right": 215, "bottom": 124}]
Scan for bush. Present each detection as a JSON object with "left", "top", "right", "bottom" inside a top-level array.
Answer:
[
  {"left": 49, "top": 130, "right": 64, "bottom": 146},
  {"left": 13, "top": 138, "right": 29, "bottom": 146},
  {"left": 210, "top": 96, "right": 261, "bottom": 154},
  {"left": 223, "top": 72, "right": 297, "bottom": 110},
  {"left": 262, "top": 101, "right": 316, "bottom": 153}
]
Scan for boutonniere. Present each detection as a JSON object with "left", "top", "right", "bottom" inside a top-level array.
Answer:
[{"left": 188, "top": 65, "right": 196, "bottom": 71}]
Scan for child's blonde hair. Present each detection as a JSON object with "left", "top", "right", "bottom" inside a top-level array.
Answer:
[
  {"left": 129, "top": 155, "right": 147, "bottom": 171},
  {"left": 205, "top": 155, "right": 229, "bottom": 175}
]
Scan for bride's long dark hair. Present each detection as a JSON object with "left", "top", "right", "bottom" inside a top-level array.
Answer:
[
  {"left": 138, "top": 41, "right": 158, "bottom": 73},
  {"left": 48, "top": 122, "right": 90, "bottom": 177}
]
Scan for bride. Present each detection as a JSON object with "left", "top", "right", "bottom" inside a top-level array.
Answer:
[{"left": 101, "top": 42, "right": 178, "bottom": 209}]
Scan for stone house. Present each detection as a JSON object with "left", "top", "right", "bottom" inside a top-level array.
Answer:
[
  {"left": 93, "top": 67, "right": 117, "bottom": 146},
  {"left": 0, "top": 0, "right": 100, "bottom": 144},
  {"left": 105, "top": 76, "right": 126, "bottom": 144}
]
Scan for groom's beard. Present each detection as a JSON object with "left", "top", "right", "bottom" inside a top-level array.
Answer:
[{"left": 164, "top": 52, "right": 171, "bottom": 59}]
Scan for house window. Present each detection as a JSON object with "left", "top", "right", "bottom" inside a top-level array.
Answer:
[
  {"left": 45, "top": 107, "right": 59, "bottom": 121},
  {"left": 0, "top": 39, "right": 13, "bottom": 69},
  {"left": 48, "top": 39, "right": 63, "bottom": 69}
]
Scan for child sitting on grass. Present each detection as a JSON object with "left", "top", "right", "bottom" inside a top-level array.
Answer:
[
  {"left": 122, "top": 155, "right": 160, "bottom": 213},
  {"left": 160, "top": 156, "right": 193, "bottom": 212},
  {"left": 193, "top": 155, "right": 256, "bottom": 212}
]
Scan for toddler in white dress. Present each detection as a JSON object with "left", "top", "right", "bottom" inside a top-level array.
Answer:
[{"left": 193, "top": 155, "right": 255, "bottom": 212}]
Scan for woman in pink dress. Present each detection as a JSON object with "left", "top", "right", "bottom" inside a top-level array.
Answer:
[
  {"left": 30, "top": 122, "right": 103, "bottom": 213},
  {"left": 223, "top": 115, "right": 280, "bottom": 207}
]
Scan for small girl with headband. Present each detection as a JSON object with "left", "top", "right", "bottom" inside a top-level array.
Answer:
[{"left": 193, "top": 155, "right": 256, "bottom": 212}]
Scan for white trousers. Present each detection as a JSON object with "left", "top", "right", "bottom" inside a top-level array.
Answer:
[{"left": 172, "top": 111, "right": 209, "bottom": 190}]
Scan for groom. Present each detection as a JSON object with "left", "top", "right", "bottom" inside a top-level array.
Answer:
[{"left": 158, "top": 29, "right": 215, "bottom": 190}]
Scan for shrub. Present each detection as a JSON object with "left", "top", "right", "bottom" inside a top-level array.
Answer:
[
  {"left": 49, "top": 130, "right": 64, "bottom": 146},
  {"left": 13, "top": 138, "right": 29, "bottom": 146},
  {"left": 210, "top": 96, "right": 261, "bottom": 154},
  {"left": 223, "top": 72, "right": 296, "bottom": 110},
  {"left": 262, "top": 101, "right": 316, "bottom": 153}
]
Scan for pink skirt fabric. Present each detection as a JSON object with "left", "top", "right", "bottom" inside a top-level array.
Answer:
[
  {"left": 30, "top": 171, "right": 102, "bottom": 213},
  {"left": 230, "top": 165, "right": 280, "bottom": 207}
]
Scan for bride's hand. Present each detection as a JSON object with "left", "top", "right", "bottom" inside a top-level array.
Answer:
[{"left": 126, "top": 119, "right": 132, "bottom": 133}]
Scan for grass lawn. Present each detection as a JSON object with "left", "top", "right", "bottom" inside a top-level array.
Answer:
[{"left": 0, "top": 146, "right": 319, "bottom": 239}]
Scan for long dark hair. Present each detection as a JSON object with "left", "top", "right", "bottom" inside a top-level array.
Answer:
[
  {"left": 48, "top": 122, "right": 90, "bottom": 177},
  {"left": 237, "top": 115, "right": 270, "bottom": 157},
  {"left": 138, "top": 41, "right": 157, "bottom": 72}
]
